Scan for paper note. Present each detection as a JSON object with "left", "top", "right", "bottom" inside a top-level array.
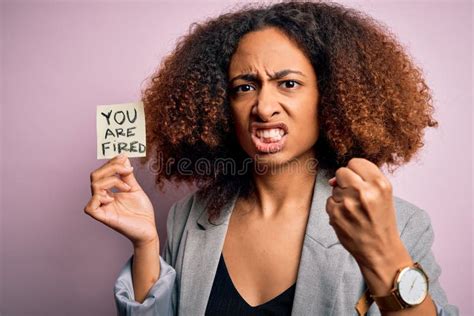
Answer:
[{"left": 96, "top": 102, "right": 146, "bottom": 159}]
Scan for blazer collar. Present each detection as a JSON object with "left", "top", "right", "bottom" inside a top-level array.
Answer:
[{"left": 195, "top": 168, "right": 340, "bottom": 248}]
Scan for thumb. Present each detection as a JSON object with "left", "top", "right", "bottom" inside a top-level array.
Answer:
[{"left": 121, "top": 156, "right": 142, "bottom": 191}]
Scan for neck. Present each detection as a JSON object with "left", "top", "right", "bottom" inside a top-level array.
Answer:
[{"left": 246, "top": 151, "right": 318, "bottom": 219}]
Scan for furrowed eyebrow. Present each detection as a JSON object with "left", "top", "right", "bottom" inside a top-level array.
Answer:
[{"left": 229, "top": 69, "right": 305, "bottom": 85}]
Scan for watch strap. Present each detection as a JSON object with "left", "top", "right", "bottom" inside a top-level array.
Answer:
[
  {"left": 355, "top": 288, "right": 374, "bottom": 315},
  {"left": 371, "top": 290, "right": 406, "bottom": 311}
]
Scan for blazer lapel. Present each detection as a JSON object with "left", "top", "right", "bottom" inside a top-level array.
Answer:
[
  {"left": 178, "top": 188, "right": 240, "bottom": 316},
  {"left": 291, "top": 169, "right": 352, "bottom": 315}
]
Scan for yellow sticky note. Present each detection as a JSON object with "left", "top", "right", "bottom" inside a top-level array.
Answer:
[{"left": 96, "top": 102, "right": 146, "bottom": 159}]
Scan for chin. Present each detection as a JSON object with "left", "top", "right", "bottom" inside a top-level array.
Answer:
[
  {"left": 248, "top": 149, "right": 295, "bottom": 169},
  {"left": 245, "top": 143, "right": 317, "bottom": 172}
]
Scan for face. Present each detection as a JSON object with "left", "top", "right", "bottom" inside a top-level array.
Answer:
[{"left": 228, "top": 27, "right": 320, "bottom": 166}]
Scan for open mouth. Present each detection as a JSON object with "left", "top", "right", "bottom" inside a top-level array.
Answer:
[{"left": 251, "top": 123, "right": 288, "bottom": 153}]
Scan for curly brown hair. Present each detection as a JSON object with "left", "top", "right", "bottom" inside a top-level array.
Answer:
[{"left": 139, "top": 0, "right": 437, "bottom": 223}]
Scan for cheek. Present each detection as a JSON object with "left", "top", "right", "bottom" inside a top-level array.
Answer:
[
  {"left": 230, "top": 109, "right": 247, "bottom": 137},
  {"left": 297, "top": 118, "right": 318, "bottom": 140},
  {"left": 295, "top": 104, "right": 319, "bottom": 140},
  {"left": 234, "top": 122, "right": 246, "bottom": 140}
]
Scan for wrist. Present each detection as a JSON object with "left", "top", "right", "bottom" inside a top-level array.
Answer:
[
  {"left": 358, "top": 241, "right": 414, "bottom": 296},
  {"left": 133, "top": 235, "right": 160, "bottom": 252}
]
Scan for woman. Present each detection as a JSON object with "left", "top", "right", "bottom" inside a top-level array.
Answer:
[{"left": 85, "top": 1, "right": 459, "bottom": 315}]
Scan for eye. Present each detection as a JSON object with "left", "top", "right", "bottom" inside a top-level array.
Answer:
[
  {"left": 279, "top": 80, "right": 300, "bottom": 89},
  {"left": 232, "top": 84, "right": 256, "bottom": 94}
]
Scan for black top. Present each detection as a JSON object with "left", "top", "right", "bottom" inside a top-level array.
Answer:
[{"left": 205, "top": 253, "right": 296, "bottom": 315}]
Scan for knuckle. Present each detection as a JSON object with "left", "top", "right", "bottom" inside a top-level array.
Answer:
[
  {"left": 113, "top": 159, "right": 126, "bottom": 166},
  {"left": 329, "top": 209, "right": 339, "bottom": 223},
  {"left": 360, "top": 189, "right": 374, "bottom": 205},
  {"left": 335, "top": 167, "right": 345, "bottom": 178},
  {"left": 108, "top": 156, "right": 119, "bottom": 164},
  {"left": 111, "top": 163, "right": 127, "bottom": 173},
  {"left": 326, "top": 196, "right": 334, "bottom": 207},
  {"left": 110, "top": 162, "right": 122, "bottom": 169},
  {"left": 91, "top": 182, "right": 100, "bottom": 191},
  {"left": 342, "top": 199, "right": 352, "bottom": 210},
  {"left": 347, "top": 158, "right": 357, "bottom": 169},
  {"left": 374, "top": 177, "right": 391, "bottom": 192}
]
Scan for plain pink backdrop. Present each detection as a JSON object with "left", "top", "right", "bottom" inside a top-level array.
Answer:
[{"left": 1, "top": 1, "right": 472, "bottom": 315}]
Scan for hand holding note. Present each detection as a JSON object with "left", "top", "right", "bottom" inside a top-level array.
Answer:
[
  {"left": 88, "top": 101, "right": 157, "bottom": 247},
  {"left": 84, "top": 154, "right": 159, "bottom": 248}
]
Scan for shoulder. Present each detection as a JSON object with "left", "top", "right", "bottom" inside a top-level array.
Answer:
[
  {"left": 166, "top": 189, "right": 208, "bottom": 234},
  {"left": 393, "top": 196, "right": 435, "bottom": 257},
  {"left": 393, "top": 196, "right": 432, "bottom": 230},
  {"left": 170, "top": 190, "right": 199, "bottom": 218}
]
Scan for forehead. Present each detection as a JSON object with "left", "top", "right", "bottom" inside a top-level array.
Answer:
[{"left": 229, "top": 27, "right": 313, "bottom": 76}]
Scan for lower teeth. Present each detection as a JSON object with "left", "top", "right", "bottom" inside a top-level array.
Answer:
[{"left": 261, "top": 137, "right": 281, "bottom": 143}]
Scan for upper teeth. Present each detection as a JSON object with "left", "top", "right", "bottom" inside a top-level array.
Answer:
[{"left": 256, "top": 128, "right": 285, "bottom": 138}]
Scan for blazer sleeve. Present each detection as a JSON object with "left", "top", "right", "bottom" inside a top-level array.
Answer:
[
  {"left": 400, "top": 208, "right": 459, "bottom": 316},
  {"left": 113, "top": 203, "right": 179, "bottom": 316}
]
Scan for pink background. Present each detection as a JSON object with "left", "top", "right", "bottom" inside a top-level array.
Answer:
[{"left": 1, "top": 1, "right": 472, "bottom": 315}]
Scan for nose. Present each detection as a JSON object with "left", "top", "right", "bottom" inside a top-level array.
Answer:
[{"left": 252, "top": 84, "right": 280, "bottom": 120}]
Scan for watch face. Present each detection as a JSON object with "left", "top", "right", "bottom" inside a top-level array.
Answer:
[{"left": 397, "top": 267, "right": 428, "bottom": 305}]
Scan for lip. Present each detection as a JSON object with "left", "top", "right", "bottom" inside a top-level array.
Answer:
[
  {"left": 250, "top": 122, "right": 289, "bottom": 135},
  {"left": 249, "top": 121, "right": 289, "bottom": 154}
]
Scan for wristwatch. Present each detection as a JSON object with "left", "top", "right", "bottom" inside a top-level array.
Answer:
[{"left": 371, "top": 262, "right": 429, "bottom": 311}]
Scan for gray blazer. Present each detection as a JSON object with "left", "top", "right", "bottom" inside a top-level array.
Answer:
[{"left": 114, "top": 169, "right": 459, "bottom": 315}]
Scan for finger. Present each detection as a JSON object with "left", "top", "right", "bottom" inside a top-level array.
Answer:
[
  {"left": 326, "top": 196, "right": 360, "bottom": 234},
  {"left": 331, "top": 186, "right": 345, "bottom": 202},
  {"left": 110, "top": 153, "right": 128, "bottom": 164},
  {"left": 346, "top": 157, "right": 381, "bottom": 182},
  {"left": 339, "top": 198, "right": 362, "bottom": 223},
  {"left": 332, "top": 184, "right": 361, "bottom": 201},
  {"left": 99, "top": 190, "right": 115, "bottom": 202},
  {"left": 84, "top": 194, "right": 114, "bottom": 222},
  {"left": 334, "top": 167, "right": 364, "bottom": 189},
  {"left": 326, "top": 196, "right": 342, "bottom": 226},
  {"left": 90, "top": 153, "right": 129, "bottom": 183},
  {"left": 120, "top": 156, "right": 142, "bottom": 191},
  {"left": 101, "top": 153, "right": 128, "bottom": 169},
  {"left": 90, "top": 163, "right": 134, "bottom": 183},
  {"left": 347, "top": 158, "right": 393, "bottom": 194},
  {"left": 84, "top": 194, "right": 101, "bottom": 211},
  {"left": 91, "top": 176, "right": 131, "bottom": 195},
  {"left": 328, "top": 187, "right": 360, "bottom": 219},
  {"left": 84, "top": 195, "right": 104, "bottom": 220}
]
